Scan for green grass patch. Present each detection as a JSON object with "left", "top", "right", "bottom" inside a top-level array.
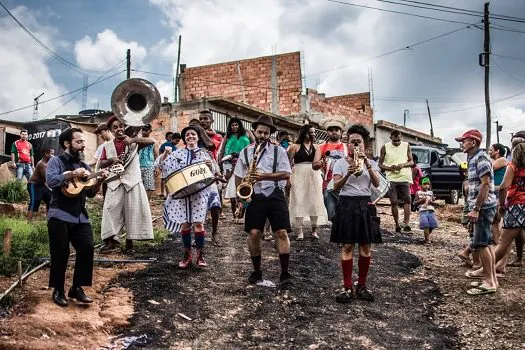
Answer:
[
  {"left": 0, "top": 180, "right": 29, "bottom": 203},
  {"left": 0, "top": 198, "right": 167, "bottom": 276}
]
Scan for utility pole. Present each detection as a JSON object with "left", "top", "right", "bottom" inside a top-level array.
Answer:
[
  {"left": 126, "top": 49, "right": 131, "bottom": 79},
  {"left": 32, "top": 92, "right": 44, "bottom": 121},
  {"left": 481, "top": 2, "right": 491, "bottom": 150},
  {"left": 426, "top": 99, "right": 434, "bottom": 137},
  {"left": 494, "top": 120, "right": 502, "bottom": 143},
  {"left": 403, "top": 109, "right": 409, "bottom": 127},
  {"left": 174, "top": 35, "right": 182, "bottom": 102},
  {"left": 81, "top": 75, "right": 88, "bottom": 110}
]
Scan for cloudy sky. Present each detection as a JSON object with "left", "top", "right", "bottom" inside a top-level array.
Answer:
[{"left": 1, "top": 0, "right": 524, "bottom": 147}]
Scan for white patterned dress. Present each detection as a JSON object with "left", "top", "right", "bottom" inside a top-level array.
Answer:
[{"left": 156, "top": 147, "right": 212, "bottom": 234}]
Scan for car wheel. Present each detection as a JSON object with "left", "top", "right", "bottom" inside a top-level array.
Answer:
[{"left": 445, "top": 189, "right": 460, "bottom": 204}]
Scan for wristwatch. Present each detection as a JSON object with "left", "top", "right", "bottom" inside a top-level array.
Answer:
[{"left": 472, "top": 205, "right": 480, "bottom": 212}]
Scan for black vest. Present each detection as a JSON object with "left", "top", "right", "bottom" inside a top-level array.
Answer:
[{"left": 49, "top": 154, "right": 89, "bottom": 218}]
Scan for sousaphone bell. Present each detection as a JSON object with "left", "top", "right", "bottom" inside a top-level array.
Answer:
[{"left": 111, "top": 78, "right": 161, "bottom": 133}]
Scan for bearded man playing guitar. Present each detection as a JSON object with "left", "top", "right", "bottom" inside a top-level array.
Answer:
[
  {"left": 98, "top": 116, "right": 155, "bottom": 253},
  {"left": 46, "top": 128, "right": 108, "bottom": 307}
]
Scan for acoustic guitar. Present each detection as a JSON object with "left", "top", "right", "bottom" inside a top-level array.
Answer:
[{"left": 62, "top": 171, "right": 103, "bottom": 197}]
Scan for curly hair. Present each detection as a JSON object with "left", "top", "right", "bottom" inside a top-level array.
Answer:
[
  {"left": 226, "top": 117, "right": 247, "bottom": 139},
  {"left": 511, "top": 142, "right": 525, "bottom": 168},
  {"left": 347, "top": 124, "right": 371, "bottom": 143}
]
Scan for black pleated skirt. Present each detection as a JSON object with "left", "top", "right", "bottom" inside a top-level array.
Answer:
[{"left": 330, "top": 196, "right": 382, "bottom": 244}]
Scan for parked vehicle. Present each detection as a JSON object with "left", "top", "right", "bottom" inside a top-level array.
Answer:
[{"left": 411, "top": 146, "right": 464, "bottom": 204}]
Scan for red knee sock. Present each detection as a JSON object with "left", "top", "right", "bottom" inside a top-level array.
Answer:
[
  {"left": 341, "top": 259, "right": 353, "bottom": 289},
  {"left": 358, "top": 256, "right": 371, "bottom": 286},
  {"left": 181, "top": 229, "right": 191, "bottom": 249}
]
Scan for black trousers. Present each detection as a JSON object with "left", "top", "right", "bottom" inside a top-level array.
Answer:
[{"left": 48, "top": 218, "right": 94, "bottom": 291}]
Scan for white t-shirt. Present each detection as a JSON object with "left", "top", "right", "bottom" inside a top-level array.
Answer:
[
  {"left": 333, "top": 158, "right": 379, "bottom": 197},
  {"left": 416, "top": 190, "right": 435, "bottom": 212}
]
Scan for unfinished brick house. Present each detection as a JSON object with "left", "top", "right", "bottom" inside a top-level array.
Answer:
[{"left": 176, "top": 51, "right": 374, "bottom": 140}]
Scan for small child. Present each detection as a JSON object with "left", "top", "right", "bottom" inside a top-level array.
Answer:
[{"left": 414, "top": 177, "right": 439, "bottom": 244}]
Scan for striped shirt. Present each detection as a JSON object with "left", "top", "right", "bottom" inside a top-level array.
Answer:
[{"left": 467, "top": 149, "right": 496, "bottom": 210}]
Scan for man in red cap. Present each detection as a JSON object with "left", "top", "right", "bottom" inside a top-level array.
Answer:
[{"left": 455, "top": 129, "right": 498, "bottom": 295}]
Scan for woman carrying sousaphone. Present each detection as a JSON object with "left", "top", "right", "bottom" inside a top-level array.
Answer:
[
  {"left": 156, "top": 125, "right": 217, "bottom": 269},
  {"left": 330, "top": 124, "right": 382, "bottom": 303}
]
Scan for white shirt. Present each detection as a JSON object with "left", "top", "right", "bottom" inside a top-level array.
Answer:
[
  {"left": 234, "top": 143, "right": 292, "bottom": 197},
  {"left": 333, "top": 159, "right": 379, "bottom": 197}
]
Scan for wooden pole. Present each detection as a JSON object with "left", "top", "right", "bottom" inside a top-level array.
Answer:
[
  {"left": 3, "top": 229, "right": 12, "bottom": 256},
  {"left": 17, "top": 261, "right": 22, "bottom": 288}
]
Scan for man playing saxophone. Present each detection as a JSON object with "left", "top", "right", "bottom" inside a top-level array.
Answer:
[{"left": 234, "top": 115, "right": 293, "bottom": 287}]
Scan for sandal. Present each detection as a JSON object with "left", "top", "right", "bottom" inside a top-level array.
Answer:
[
  {"left": 467, "top": 285, "right": 496, "bottom": 295},
  {"left": 507, "top": 259, "right": 523, "bottom": 267},
  {"left": 465, "top": 270, "right": 484, "bottom": 279},
  {"left": 311, "top": 232, "right": 320, "bottom": 240},
  {"left": 457, "top": 254, "right": 473, "bottom": 267}
]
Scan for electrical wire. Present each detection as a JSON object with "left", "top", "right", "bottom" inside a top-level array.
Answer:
[
  {"left": 491, "top": 58, "right": 525, "bottom": 84},
  {"left": 0, "top": 69, "right": 126, "bottom": 117},
  {"left": 305, "top": 23, "right": 478, "bottom": 77},
  {"left": 325, "top": 0, "right": 476, "bottom": 25},
  {"left": 493, "top": 53, "right": 525, "bottom": 63},
  {"left": 0, "top": 1, "right": 110, "bottom": 77}
]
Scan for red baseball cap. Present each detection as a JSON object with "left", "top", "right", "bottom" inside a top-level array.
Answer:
[{"left": 455, "top": 129, "right": 482, "bottom": 143}]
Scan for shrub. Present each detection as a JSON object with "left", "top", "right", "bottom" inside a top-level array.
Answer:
[{"left": 0, "top": 180, "right": 29, "bottom": 203}]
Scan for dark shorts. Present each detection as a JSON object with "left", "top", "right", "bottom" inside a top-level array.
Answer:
[
  {"left": 244, "top": 189, "right": 291, "bottom": 233},
  {"left": 27, "top": 183, "right": 51, "bottom": 212},
  {"left": 503, "top": 204, "right": 525, "bottom": 229},
  {"left": 388, "top": 181, "right": 411, "bottom": 204},
  {"left": 471, "top": 207, "right": 496, "bottom": 249}
]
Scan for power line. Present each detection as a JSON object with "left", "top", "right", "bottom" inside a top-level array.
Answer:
[
  {"left": 0, "top": 69, "right": 126, "bottom": 117},
  {"left": 325, "top": 0, "right": 476, "bottom": 25},
  {"left": 305, "top": 23, "right": 478, "bottom": 77},
  {"left": 491, "top": 58, "right": 525, "bottom": 84},
  {"left": 0, "top": 1, "right": 110, "bottom": 77},
  {"left": 493, "top": 53, "right": 525, "bottom": 63},
  {"left": 392, "top": 0, "right": 525, "bottom": 23}
]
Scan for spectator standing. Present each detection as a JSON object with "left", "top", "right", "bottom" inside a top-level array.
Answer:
[
  {"left": 414, "top": 178, "right": 439, "bottom": 244},
  {"left": 378, "top": 130, "right": 414, "bottom": 233},
  {"left": 410, "top": 154, "right": 423, "bottom": 212},
  {"left": 27, "top": 146, "right": 54, "bottom": 220},
  {"left": 138, "top": 124, "right": 159, "bottom": 200},
  {"left": 489, "top": 143, "right": 508, "bottom": 244},
  {"left": 10, "top": 129, "right": 34, "bottom": 181},
  {"left": 456, "top": 129, "right": 498, "bottom": 296},
  {"left": 159, "top": 132, "right": 175, "bottom": 198}
]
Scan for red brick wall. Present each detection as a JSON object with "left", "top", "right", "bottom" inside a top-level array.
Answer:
[
  {"left": 307, "top": 89, "right": 373, "bottom": 127},
  {"left": 326, "top": 92, "right": 371, "bottom": 112},
  {"left": 181, "top": 52, "right": 302, "bottom": 116}
]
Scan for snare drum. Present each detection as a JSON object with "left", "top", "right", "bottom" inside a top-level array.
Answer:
[{"left": 164, "top": 162, "right": 214, "bottom": 199}]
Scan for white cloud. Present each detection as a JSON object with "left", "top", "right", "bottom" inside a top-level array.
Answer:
[
  {"left": 0, "top": 6, "right": 80, "bottom": 122},
  {"left": 74, "top": 29, "right": 147, "bottom": 71},
  {"left": 155, "top": 79, "right": 174, "bottom": 102},
  {"left": 148, "top": 0, "right": 525, "bottom": 149}
]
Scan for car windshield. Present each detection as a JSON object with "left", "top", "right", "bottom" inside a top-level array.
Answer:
[{"left": 412, "top": 148, "right": 430, "bottom": 165}]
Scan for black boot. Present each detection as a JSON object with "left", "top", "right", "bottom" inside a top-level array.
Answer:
[
  {"left": 68, "top": 286, "right": 93, "bottom": 303},
  {"left": 52, "top": 289, "right": 68, "bottom": 307}
]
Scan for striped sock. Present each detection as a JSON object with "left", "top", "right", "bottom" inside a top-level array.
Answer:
[
  {"left": 181, "top": 229, "right": 191, "bottom": 249},
  {"left": 195, "top": 230, "right": 205, "bottom": 248}
]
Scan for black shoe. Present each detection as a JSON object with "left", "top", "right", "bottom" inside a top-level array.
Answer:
[
  {"left": 279, "top": 271, "right": 292, "bottom": 286},
  {"left": 100, "top": 239, "right": 117, "bottom": 253},
  {"left": 355, "top": 284, "right": 374, "bottom": 302},
  {"left": 68, "top": 286, "right": 93, "bottom": 303},
  {"left": 52, "top": 289, "right": 68, "bottom": 307},
  {"left": 248, "top": 271, "right": 263, "bottom": 284},
  {"left": 395, "top": 226, "right": 402, "bottom": 233},
  {"left": 125, "top": 239, "right": 133, "bottom": 250},
  {"left": 335, "top": 288, "right": 354, "bottom": 303},
  {"left": 403, "top": 225, "right": 412, "bottom": 233}
]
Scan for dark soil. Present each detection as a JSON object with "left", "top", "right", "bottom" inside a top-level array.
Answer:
[{"left": 113, "top": 220, "right": 458, "bottom": 349}]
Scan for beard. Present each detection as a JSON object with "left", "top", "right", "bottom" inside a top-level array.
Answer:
[
  {"left": 70, "top": 148, "right": 84, "bottom": 160},
  {"left": 328, "top": 135, "right": 340, "bottom": 142}
]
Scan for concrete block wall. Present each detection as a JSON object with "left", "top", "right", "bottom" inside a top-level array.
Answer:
[
  {"left": 181, "top": 52, "right": 302, "bottom": 116},
  {"left": 326, "top": 92, "right": 371, "bottom": 112}
]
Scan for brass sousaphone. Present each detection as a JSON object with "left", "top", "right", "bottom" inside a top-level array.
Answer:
[{"left": 100, "top": 78, "right": 162, "bottom": 181}]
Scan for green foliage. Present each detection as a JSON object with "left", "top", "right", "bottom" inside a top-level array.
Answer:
[
  {"left": 0, "top": 217, "right": 48, "bottom": 276},
  {"left": 0, "top": 180, "right": 29, "bottom": 203}
]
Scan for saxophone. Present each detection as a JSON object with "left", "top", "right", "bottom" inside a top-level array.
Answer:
[{"left": 236, "top": 141, "right": 265, "bottom": 200}]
